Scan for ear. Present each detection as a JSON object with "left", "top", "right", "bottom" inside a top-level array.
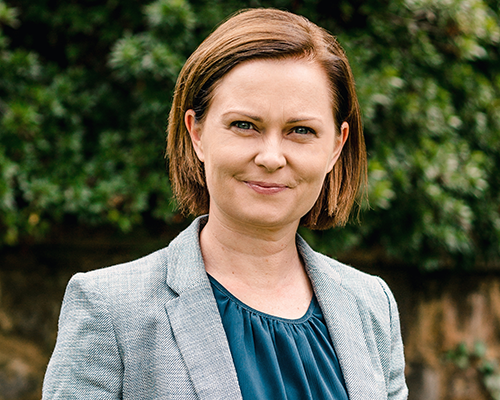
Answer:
[
  {"left": 327, "top": 121, "right": 349, "bottom": 172},
  {"left": 185, "top": 109, "right": 205, "bottom": 162}
]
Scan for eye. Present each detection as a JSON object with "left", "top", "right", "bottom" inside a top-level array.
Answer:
[
  {"left": 292, "top": 126, "right": 315, "bottom": 135},
  {"left": 232, "top": 121, "right": 254, "bottom": 130}
]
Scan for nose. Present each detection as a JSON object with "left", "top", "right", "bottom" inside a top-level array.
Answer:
[{"left": 254, "top": 135, "right": 286, "bottom": 172}]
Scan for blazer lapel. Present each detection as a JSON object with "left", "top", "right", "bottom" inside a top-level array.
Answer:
[
  {"left": 297, "top": 236, "right": 387, "bottom": 400},
  {"left": 165, "top": 289, "right": 242, "bottom": 399},
  {"left": 164, "top": 217, "right": 242, "bottom": 400}
]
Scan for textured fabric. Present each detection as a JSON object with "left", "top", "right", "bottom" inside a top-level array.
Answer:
[
  {"left": 210, "top": 275, "right": 349, "bottom": 400},
  {"left": 42, "top": 215, "right": 408, "bottom": 399}
]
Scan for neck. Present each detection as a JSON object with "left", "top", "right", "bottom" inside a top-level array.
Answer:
[
  {"left": 199, "top": 213, "right": 313, "bottom": 319},
  {"left": 199, "top": 214, "right": 304, "bottom": 289}
]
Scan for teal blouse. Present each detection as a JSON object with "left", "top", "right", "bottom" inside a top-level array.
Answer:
[{"left": 209, "top": 275, "right": 349, "bottom": 400}]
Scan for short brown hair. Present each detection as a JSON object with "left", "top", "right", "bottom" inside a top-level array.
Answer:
[{"left": 167, "top": 8, "right": 366, "bottom": 229}]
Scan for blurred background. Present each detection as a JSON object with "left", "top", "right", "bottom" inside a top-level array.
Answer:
[{"left": 0, "top": 0, "right": 500, "bottom": 398}]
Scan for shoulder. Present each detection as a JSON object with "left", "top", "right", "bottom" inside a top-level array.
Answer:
[
  {"left": 61, "top": 246, "right": 173, "bottom": 322},
  {"left": 65, "top": 216, "right": 208, "bottom": 305},
  {"left": 316, "top": 251, "right": 396, "bottom": 309},
  {"left": 297, "top": 235, "right": 397, "bottom": 317},
  {"left": 69, "top": 245, "right": 169, "bottom": 290}
]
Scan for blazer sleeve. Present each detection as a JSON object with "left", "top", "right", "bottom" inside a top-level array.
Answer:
[
  {"left": 377, "top": 277, "right": 408, "bottom": 400},
  {"left": 42, "top": 273, "right": 123, "bottom": 399}
]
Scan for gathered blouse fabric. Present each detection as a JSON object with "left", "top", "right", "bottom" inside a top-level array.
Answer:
[{"left": 209, "top": 275, "right": 349, "bottom": 400}]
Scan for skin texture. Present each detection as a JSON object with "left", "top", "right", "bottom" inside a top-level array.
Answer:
[{"left": 185, "top": 58, "right": 348, "bottom": 318}]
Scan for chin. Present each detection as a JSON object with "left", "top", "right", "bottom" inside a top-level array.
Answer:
[{"left": 233, "top": 211, "right": 304, "bottom": 230}]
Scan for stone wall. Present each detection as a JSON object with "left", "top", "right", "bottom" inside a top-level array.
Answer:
[
  {"left": 403, "top": 274, "right": 500, "bottom": 400},
  {"left": 1, "top": 228, "right": 500, "bottom": 399},
  {"left": 366, "top": 264, "right": 500, "bottom": 400}
]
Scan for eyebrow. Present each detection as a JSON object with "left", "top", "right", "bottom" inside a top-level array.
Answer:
[
  {"left": 222, "top": 111, "right": 263, "bottom": 122},
  {"left": 222, "top": 111, "right": 322, "bottom": 124}
]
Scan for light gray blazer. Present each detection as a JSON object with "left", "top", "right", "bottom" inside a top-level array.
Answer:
[{"left": 43, "top": 216, "right": 408, "bottom": 399}]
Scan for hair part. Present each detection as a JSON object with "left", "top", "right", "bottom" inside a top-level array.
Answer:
[{"left": 167, "top": 8, "right": 367, "bottom": 230}]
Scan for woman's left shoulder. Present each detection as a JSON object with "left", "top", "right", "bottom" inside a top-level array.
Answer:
[
  {"left": 297, "top": 236, "right": 397, "bottom": 311},
  {"left": 319, "top": 253, "right": 396, "bottom": 308}
]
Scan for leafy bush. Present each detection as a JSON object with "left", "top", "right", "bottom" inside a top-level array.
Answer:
[{"left": 1, "top": 0, "right": 500, "bottom": 270}]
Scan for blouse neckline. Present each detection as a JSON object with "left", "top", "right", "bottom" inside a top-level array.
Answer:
[{"left": 208, "top": 274, "right": 316, "bottom": 325}]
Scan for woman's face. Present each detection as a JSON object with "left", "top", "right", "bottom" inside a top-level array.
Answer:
[{"left": 185, "top": 58, "right": 348, "bottom": 231}]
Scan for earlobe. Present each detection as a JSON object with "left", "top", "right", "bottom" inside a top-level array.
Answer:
[{"left": 185, "top": 109, "right": 205, "bottom": 162}]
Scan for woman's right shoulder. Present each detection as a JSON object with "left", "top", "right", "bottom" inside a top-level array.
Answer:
[
  {"left": 64, "top": 217, "right": 206, "bottom": 304},
  {"left": 64, "top": 244, "right": 174, "bottom": 306}
]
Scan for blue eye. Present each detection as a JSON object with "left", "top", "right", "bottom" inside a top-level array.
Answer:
[
  {"left": 293, "top": 126, "right": 315, "bottom": 135},
  {"left": 233, "top": 121, "right": 253, "bottom": 130}
]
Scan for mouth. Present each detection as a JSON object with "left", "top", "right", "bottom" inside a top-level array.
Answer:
[{"left": 244, "top": 181, "right": 289, "bottom": 194}]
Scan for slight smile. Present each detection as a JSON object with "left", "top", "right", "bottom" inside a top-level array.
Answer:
[{"left": 244, "top": 181, "right": 289, "bottom": 195}]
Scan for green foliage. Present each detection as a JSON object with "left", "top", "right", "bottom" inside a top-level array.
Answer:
[
  {"left": 1, "top": 0, "right": 500, "bottom": 270},
  {"left": 446, "top": 341, "right": 500, "bottom": 399},
  {"left": 0, "top": 0, "right": 176, "bottom": 243},
  {"left": 304, "top": 0, "right": 500, "bottom": 269}
]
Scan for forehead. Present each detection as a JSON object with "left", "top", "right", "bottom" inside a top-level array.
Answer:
[{"left": 207, "top": 58, "right": 334, "bottom": 118}]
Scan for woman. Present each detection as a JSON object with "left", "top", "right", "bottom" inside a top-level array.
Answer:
[{"left": 43, "top": 8, "right": 408, "bottom": 400}]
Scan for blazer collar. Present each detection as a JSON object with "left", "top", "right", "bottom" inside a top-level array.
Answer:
[
  {"left": 164, "top": 215, "right": 209, "bottom": 295},
  {"left": 164, "top": 216, "right": 243, "bottom": 399}
]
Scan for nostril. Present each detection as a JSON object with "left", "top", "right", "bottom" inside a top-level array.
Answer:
[{"left": 254, "top": 152, "right": 286, "bottom": 172}]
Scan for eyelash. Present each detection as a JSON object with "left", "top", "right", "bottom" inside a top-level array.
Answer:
[
  {"left": 231, "top": 121, "right": 316, "bottom": 136},
  {"left": 292, "top": 126, "right": 316, "bottom": 135},
  {"left": 232, "top": 121, "right": 254, "bottom": 130}
]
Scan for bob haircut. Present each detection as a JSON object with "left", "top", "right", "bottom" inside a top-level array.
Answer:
[{"left": 167, "top": 8, "right": 367, "bottom": 230}]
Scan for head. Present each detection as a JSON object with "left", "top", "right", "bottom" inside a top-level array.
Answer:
[{"left": 167, "top": 8, "right": 366, "bottom": 229}]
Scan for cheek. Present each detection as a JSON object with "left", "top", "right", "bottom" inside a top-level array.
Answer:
[
  {"left": 302, "top": 151, "right": 335, "bottom": 181},
  {"left": 202, "top": 151, "right": 235, "bottom": 189}
]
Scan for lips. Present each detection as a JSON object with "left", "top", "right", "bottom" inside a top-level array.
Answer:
[{"left": 244, "top": 181, "right": 288, "bottom": 194}]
